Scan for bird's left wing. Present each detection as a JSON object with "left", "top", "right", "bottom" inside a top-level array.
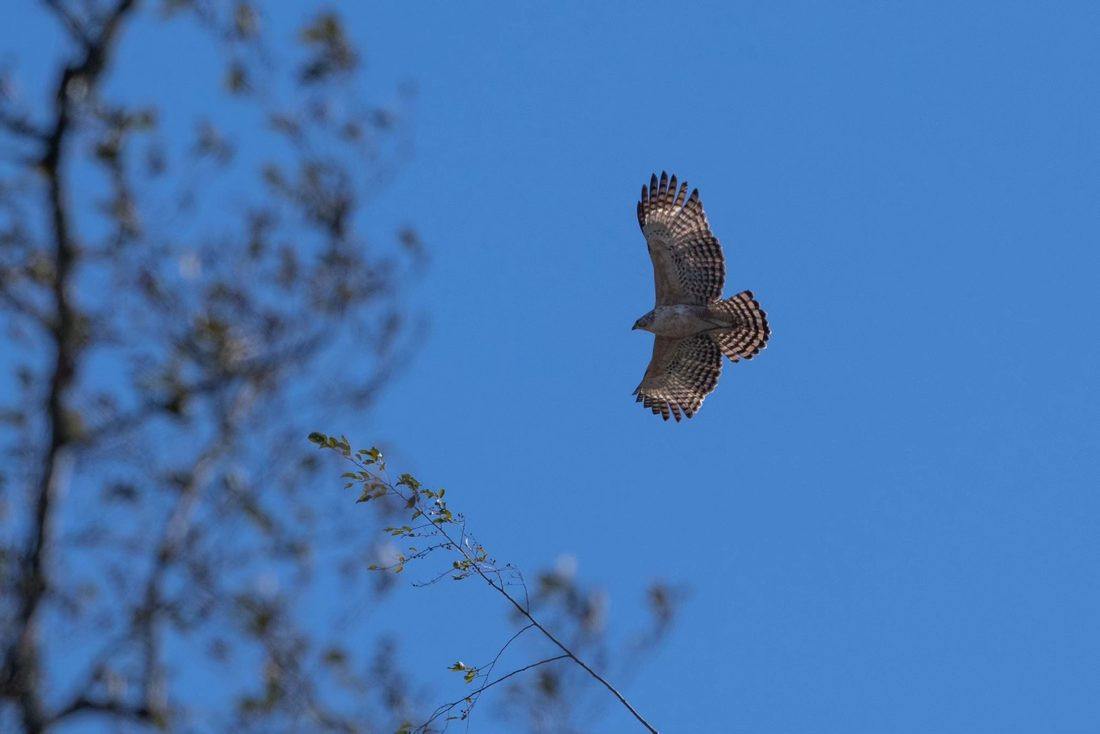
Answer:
[
  {"left": 633, "top": 335, "right": 722, "bottom": 421},
  {"left": 637, "top": 172, "right": 726, "bottom": 306}
]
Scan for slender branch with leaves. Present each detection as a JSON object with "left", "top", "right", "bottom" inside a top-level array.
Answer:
[{"left": 308, "top": 433, "right": 661, "bottom": 734}]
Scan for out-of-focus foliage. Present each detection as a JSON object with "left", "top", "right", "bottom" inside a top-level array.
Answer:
[
  {"left": 0, "top": 3, "right": 678, "bottom": 733},
  {"left": 0, "top": 2, "right": 421, "bottom": 731}
]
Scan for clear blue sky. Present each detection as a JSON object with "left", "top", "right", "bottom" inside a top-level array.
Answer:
[
  {"left": 7, "top": 2, "right": 1100, "bottom": 732},
  {"left": 359, "top": 4, "right": 1100, "bottom": 731}
]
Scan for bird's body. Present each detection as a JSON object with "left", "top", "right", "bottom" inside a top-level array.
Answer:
[
  {"left": 631, "top": 172, "right": 770, "bottom": 421},
  {"left": 635, "top": 304, "right": 731, "bottom": 338}
]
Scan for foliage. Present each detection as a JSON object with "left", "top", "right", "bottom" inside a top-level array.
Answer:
[
  {"left": 0, "top": 2, "right": 421, "bottom": 732},
  {"left": 0, "top": 3, "right": 677, "bottom": 733},
  {"left": 309, "top": 433, "right": 672, "bottom": 734}
]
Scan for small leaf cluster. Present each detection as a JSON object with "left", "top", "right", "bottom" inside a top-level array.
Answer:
[
  {"left": 310, "top": 431, "right": 503, "bottom": 730},
  {"left": 307, "top": 431, "right": 352, "bottom": 457},
  {"left": 448, "top": 660, "right": 479, "bottom": 684},
  {"left": 308, "top": 432, "right": 478, "bottom": 580}
]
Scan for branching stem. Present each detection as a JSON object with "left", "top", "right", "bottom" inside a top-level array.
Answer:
[
  {"left": 422, "top": 654, "right": 569, "bottom": 731},
  {"left": 330, "top": 445, "right": 660, "bottom": 734}
]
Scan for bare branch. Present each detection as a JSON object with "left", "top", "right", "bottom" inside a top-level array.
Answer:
[
  {"left": 0, "top": 108, "right": 46, "bottom": 141},
  {"left": 3, "top": 5, "right": 428, "bottom": 731},
  {"left": 463, "top": 622, "right": 534, "bottom": 728},
  {"left": 49, "top": 695, "right": 155, "bottom": 726},
  {"left": 40, "top": 0, "right": 91, "bottom": 46},
  {"left": 4, "top": 2, "right": 139, "bottom": 730},
  {"left": 457, "top": 532, "right": 659, "bottom": 733},
  {"left": 321, "top": 441, "right": 662, "bottom": 734},
  {"left": 0, "top": 283, "right": 49, "bottom": 329},
  {"left": 419, "top": 655, "right": 569, "bottom": 733}
]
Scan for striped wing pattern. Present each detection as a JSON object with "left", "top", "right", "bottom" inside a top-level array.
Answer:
[
  {"left": 637, "top": 171, "right": 725, "bottom": 306},
  {"left": 633, "top": 335, "right": 722, "bottom": 422}
]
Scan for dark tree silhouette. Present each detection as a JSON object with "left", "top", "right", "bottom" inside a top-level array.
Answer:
[{"left": 0, "top": 2, "right": 423, "bottom": 731}]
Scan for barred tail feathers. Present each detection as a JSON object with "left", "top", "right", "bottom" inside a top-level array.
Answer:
[{"left": 712, "top": 290, "right": 770, "bottom": 362}]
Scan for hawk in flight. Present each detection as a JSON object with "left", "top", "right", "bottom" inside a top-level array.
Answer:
[{"left": 632, "top": 172, "right": 770, "bottom": 421}]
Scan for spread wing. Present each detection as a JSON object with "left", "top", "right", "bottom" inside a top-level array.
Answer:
[
  {"left": 633, "top": 335, "right": 722, "bottom": 421},
  {"left": 637, "top": 172, "right": 725, "bottom": 306}
]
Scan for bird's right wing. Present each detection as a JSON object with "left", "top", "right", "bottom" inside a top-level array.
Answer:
[{"left": 633, "top": 335, "right": 722, "bottom": 421}]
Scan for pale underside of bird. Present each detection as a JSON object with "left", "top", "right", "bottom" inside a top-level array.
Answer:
[{"left": 632, "top": 172, "right": 770, "bottom": 421}]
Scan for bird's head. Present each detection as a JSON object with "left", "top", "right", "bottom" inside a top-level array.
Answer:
[{"left": 632, "top": 311, "right": 655, "bottom": 332}]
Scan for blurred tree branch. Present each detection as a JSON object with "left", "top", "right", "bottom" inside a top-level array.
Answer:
[
  {"left": 1, "top": 1, "right": 423, "bottom": 732},
  {"left": 0, "top": 3, "right": 678, "bottom": 733},
  {"left": 6, "top": 3, "right": 139, "bottom": 730}
]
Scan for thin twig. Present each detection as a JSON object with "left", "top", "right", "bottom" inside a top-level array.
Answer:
[
  {"left": 338, "top": 451, "right": 661, "bottom": 734},
  {"left": 42, "top": 0, "right": 91, "bottom": 45},
  {"left": 0, "top": 108, "right": 45, "bottom": 140},
  {"left": 463, "top": 622, "right": 535, "bottom": 733},
  {"left": 49, "top": 695, "right": 154, "bottom": 725},
  {"left": 418, "top": 499, "right": 658, "bottom": 732},
  {"left": 419, "top": 654, "right": 568, "bottom": 732}
]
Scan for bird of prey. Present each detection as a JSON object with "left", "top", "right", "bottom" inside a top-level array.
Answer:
[{"left": 632, "top": 172, "right": 770, "bottom": 421}]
